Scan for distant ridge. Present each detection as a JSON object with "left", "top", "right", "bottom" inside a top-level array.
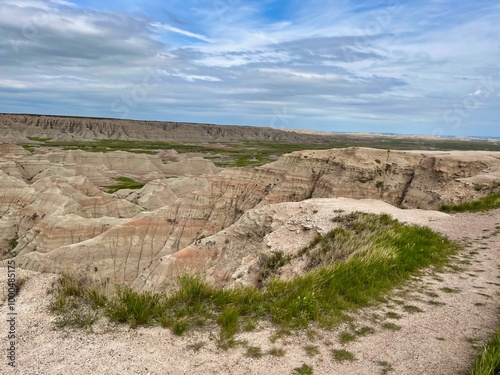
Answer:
[{"left": 0, "top": 113, "right": 340, "bottom": 143}]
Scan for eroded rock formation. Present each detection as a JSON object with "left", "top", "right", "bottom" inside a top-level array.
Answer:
[{"left": 1, "top": 144, "right": 499, "bottom": 290}]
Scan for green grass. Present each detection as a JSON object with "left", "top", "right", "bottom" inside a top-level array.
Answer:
[
  {"left": 385, "top": 311, "right": 402, "bottom": 319},
  {"left": 246, "top": 346, "right": 263, "bottom": 358},
  {"left": 219, "top": 306, "right": 239, "bottom": 343},
  {"left": 382, "top": 322, "right": 402, "bottom": 331},
  {"left": 439, "top": 194, "right": 500, "bottom": 213},
  {"left": 104, "top": 177, "right": 145, "bottom": 193},
  {"left": 26, "top": 136, "right": 52, "bottom": 142},
  {"left": 23, "top": 136, "right": 500, "bottom": 169},
  {"left": 403, "top": 305, "right": 423, "bottom": 314},
  {"left": 332, "top": 349, "right": 356, "bottom": 362},
  {"left": 469, "top": 326, "right": 500, "bottom": 374},
  {"left": 293, "top": 364, "right": 314, "bottom": 375},
  {"left": 304, "top": 345, "right": 320, "bottom": 357},
  {"left": 377, "top": 361, "right": 394, "bottom": 375},
  {"left": 268, "top": 347, "right": 286, "bottom": 357},
  {"left": 49, "top": 271, "right": 107, "bottom": 329},
  {"left": 257, "top": 251, "right": 292, "bottom": 287},
  {"left": 339, "top": 331, "right": 356, "bottom": 344},
  {"left": 50, "top": 213, "right": 459, "bottom": 341}
]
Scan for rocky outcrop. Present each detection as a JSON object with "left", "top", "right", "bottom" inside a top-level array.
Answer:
[{"left": 143, "top": 198, "right": 449, "bottom": 291}]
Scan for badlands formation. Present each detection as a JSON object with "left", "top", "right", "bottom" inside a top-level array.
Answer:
[
  {"left": 0, "top": 140, "right": 499, "bottom": 292},
  {"left": 0, "top": 113, "right": 342, "bottom": 143}
]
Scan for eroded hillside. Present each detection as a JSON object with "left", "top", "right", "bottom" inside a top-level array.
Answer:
[{"left": 1, "top": 143, "right": 499, "bottom": 291}]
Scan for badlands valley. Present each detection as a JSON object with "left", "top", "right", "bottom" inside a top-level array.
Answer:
[{"left": 1, "top": 114, "right": 500, "bottom": 374}]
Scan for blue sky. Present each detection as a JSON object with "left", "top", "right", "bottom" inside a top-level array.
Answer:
[{"left": 0, "top": 0, "right": 499, "bottom": 137}]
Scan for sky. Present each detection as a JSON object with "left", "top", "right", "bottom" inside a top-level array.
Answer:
[{"left": 0, "top": 0, "right": 499, "bottom": 137}]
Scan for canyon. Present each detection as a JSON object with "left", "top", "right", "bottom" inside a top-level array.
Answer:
[{"left": 1, "top": 140, "right": 499, "bottom": 291}]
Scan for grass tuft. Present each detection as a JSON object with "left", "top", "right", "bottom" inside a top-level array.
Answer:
[
  {"left": 382, "top": 322, "right": 401, "bottom": 331},
  {"left": 246, "top": 346, "right": 263, "bottom": 359},
  {"left": 268, "top": 347, "right": 286, "bottom": 357},
  {"left": 304, "top": 345, "right": 320, "bottom": 357},
  {"left": 257, "top": 251, "right": 292, "bottom": 287},
  {"left": 293, "top": 364, "right": 314, "bottom": 375},
  {"left": 332, "top": 349, "right": 356, "bottom": 362},
  {"left": 469, "top": 327, "right": 500, "bottom": 375},
  {"left": 439, "top": 194, "right": 500, "bottom": 213}
]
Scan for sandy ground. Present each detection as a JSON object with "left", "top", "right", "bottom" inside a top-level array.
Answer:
[{"left": 1, "top": 209, "right": 499, "bottom": 375}]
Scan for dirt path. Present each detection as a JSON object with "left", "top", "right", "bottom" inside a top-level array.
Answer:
[{"left": 1, "top": 209, "right": 500, "bottom": 375}]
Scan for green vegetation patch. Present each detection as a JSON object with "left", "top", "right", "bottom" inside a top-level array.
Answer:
[
  {"left": 439, "top": 193, "right": 500, "bottom": 213},
  {"left": 23, "top": 135, "right": 500, "bottom": 169},
  {"left": 104, "top": 177, "right": 145, "bottom": 193},
  {"left": 26, "top": 136, "right": 52, "bottom": 142},
  {"left": 293, "top": 364, "right": 314, "bottom": 375},
  {"left": 469, "top": 327, "right": 500, "bottom": 375},
  {"left": 332, "top": 349, "right": 356, "bottom": 362},
  {"left": 50, "top": 213, "right": 459, "bottom": 343},
  {"left": 8, "top": 236, "right": 18, "bottom": 250}
]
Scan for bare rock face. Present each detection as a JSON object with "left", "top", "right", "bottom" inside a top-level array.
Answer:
[
  {"left": 162, "top": 158, "right": 221, "bottom": 176},
  {"left": 1, "top": 145, "right": 500, "bottom": 291},
  {"left": 3, "top": 148, "right": 220, "bottom": 187},
  {"left": 0, "top": 114, "right": 339, "bottom": 143},
  {"left": 144, "top": 198, "right": 449, "bottom": 291},
  {"left": 258, "top": 148, "right": 500, "bottom": 208},
  {"left": 0, "top": 172, "right": 142, "bottom": 259}
]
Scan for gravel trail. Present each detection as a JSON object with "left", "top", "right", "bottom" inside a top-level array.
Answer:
[{"left": 1, "top": 209, "right": 499, "bottom": 375}]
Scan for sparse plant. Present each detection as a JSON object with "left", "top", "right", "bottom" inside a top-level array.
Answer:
[
  {"left": 403, "top": 305, "right": 423, "bottom": 314},
  {"left": 257, "top": 251, "right": 292, "bottom": 286},
  {"left": 332, "top": 349, "right": 356, "bottom": 362},
  {"left": 172, "top": 319, "right": 188, "bottom": 336},
  {"left": 187, "top": 341, "right": 205, "bottom": 352},
  {"left": 355, "top": 326, "right": 375, "bottom": 336},
  {"left": 474, "top": 183, "right": 486, "bottom": 191},
  {"left": 293, "top": 364, "right": 313, "bottom": 375},
  {"left": 382, "top": 322, "right": 401, "bottom": 331},
  {"left": 218, "top": 306, "right": 239, "bottom": 343},
  {"left": 243, "top": 319, "right": 257, "bottom": 332},
  {"left": 8, "top": 236, "right": 18, "bottom": 250},
  {"left": 441, "top": 287, "right": 461, "bottom": 294},
  {"left": 385, "top": 311, "right": 401, "bottom": 320},
  {"left": 268, "top": 347, "right": 286, "bottom": 357},
  {"left": 339, "top": 331, "right": 356, "bottom": 344},
  {"left": 377, "top": 360, "right": 394, "bottom": 375},
  {"left": 246, "top": 346, "right": 263, "bottom": 359},
  {"left": 304, "top": 345, "right": 320, "bottom": 357},
  {"left": 305, "top": 329, "right": 318, "bottom": 340}
]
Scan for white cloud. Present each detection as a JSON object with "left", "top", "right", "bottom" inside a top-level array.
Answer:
[{"left": 150, "top": 22, "right": 212, "bottom": 43}]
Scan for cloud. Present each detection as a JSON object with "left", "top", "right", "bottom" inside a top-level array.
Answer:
[
  {"left": 0, "top": 0, "right": 498, "bottom": 136},
  {"left": 150, "top": 22, "right": 212, "bottom": 43}
]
